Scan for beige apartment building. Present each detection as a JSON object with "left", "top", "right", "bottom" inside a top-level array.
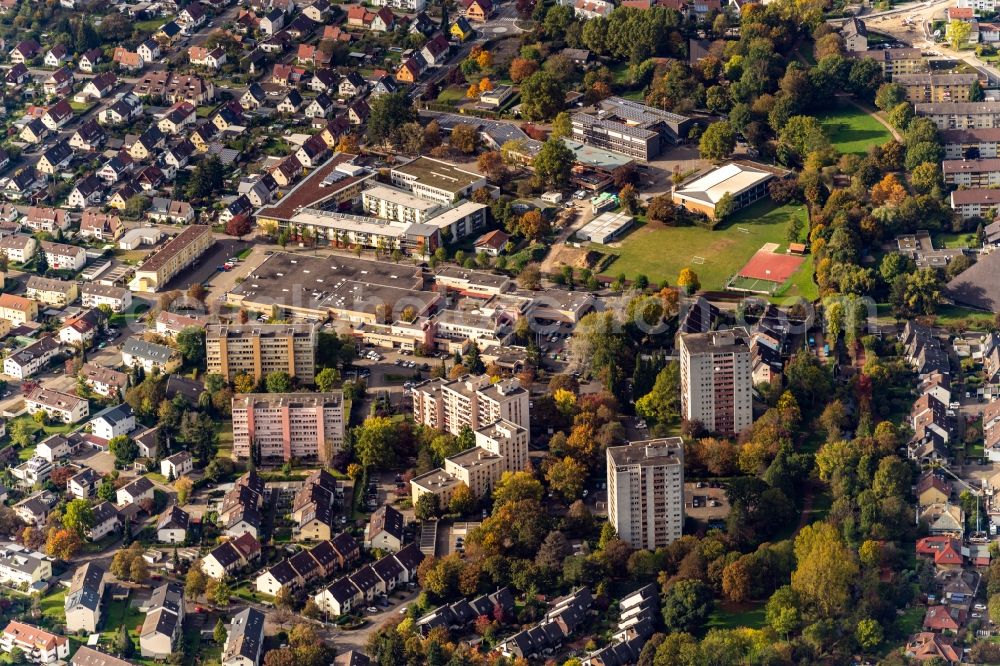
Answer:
[
  {"left": 206, "top": 323, "right": 317, "bottom": 383},
  {"left": 915, "top": 101, "right": 1000, "bottom": 130},
  {"left": 25, "top": 276, "right": 78, "bottom": 308},
  {"left": 894, "top": 73, "right": 978, "bottom": 103},
  {"left": 474, "top": 419, "right": 529, "bottom": 475},
  {"left": 0, "top": 293, "right": 38, "bottom": 324},
  {"left": 231, "top": 392, "right": 344, "bottom": 463},
  {"left": 851, "top": 47, "right": 926, "bottom": 79},
  {"left": 129, "top": 225, "right": 213, "bottom": 292},
  {"left": 679, "top": 328, "right": 753, "bottom": 435},
  {"left": 607, "top": 438, "right": 684, "bottom": 551},
  {"left": 411, "top": 375, "right": 530, "bottom": 435}
]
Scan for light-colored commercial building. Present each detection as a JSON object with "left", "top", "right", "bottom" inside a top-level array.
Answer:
[
  {"left": 672, "top": 162, "right": 778, "bottom": 220},
  {"left": 206, "top": 323, "right": 317, "bottom": 383},
  {"left": 389, "top": 156, "right": 487, "bottom": 205},
  {"left": 679, "top": 328, "right": 753, "bottom": 436},
  {"left": 571, "top": 97, "right": 690, "bottom": 161},
  {"left": 231, "top": 392, "right": 345, "bottom": 463},
  {"left": 412, "top": 375, "right": 530, "bottom": 436},
  {"left": 129, "top": 225, "right": 213, "bottom": 292},
  {"left": 607, "top": 438, "right": 684, "bottom": 551}
]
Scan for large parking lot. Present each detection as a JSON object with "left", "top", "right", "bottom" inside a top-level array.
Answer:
[{"left": 684, "top": 482, "right": 729, "bottom": 522}]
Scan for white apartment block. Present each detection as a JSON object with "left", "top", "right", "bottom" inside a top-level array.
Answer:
[
  {"left": 25, "top": 387, "right": 89, "bottom": 424},
  {"left": 958, "top": 0, "right": 997, "bottom": 10},
  {"left": 0, "top": 552, "right": 52, "bottom": 589},
  {"left": 607, "top": 438, "right": 684, "bottom": 551},
  {"left": 206, "top": 324, "right": 317, "bottom": 383},
  {"left": 411, "top": 375, "right": 530, "bottom": 436},
  {"left": 231, "top": 392, "right": 345, "bottom": 463},
  {"left": 362, "top": 184, "right": 441, "bottom": 224},
  {"left": 371, "top": 0, "right": 425, "bottom": 11},
  {"left": 474, "top": 419, "right": 529, "bottom": 474},
  {"left": 81, "top": 284, "right": 132, "bottom": 312},
  {"left": 679, "top": 328, "right": 753, "bottom": 436},
  {"left": 915, "top": 102, "right": 1000, "bottom": 130}
]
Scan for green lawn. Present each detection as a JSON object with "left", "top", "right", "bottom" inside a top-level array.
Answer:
[
  {"left": 771, "top": 253, "right": 818, "bottom": 302},
  {"left": 110, "top": 304, "right": 150, "bottom": 327},
  {"left": 706, "top": 602, "right": 767, "bottom": 630},
  {"left": 895, "top": 607, "right": 925, "bottom": 636},
  {"left": 10, "top": 415, "right": 75, "bottom": 442},
  {"left": 596, "top": 201, "right": 811, "bottom": 291},
  {"left": 936, "top": 231, "right": 978, "bottom": 248},
  {"left": 39, "top": 588, "right": 65, "bottom": 622},
  {"left": 436, "top": 86, "right": 467, "bottom": 104},
  {"left": 100, "top": 598, "right": 146, "bottom": 644},
  {"left": 816, "top": 106, "right": 893, "bottom": 155},
  {"left": 935, "top": 304, "right": 996, "bottom": 330}
]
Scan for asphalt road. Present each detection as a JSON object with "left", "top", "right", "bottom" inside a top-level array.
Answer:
[{"left": 163, "top": 238, "right": 250, "bottom": 292}]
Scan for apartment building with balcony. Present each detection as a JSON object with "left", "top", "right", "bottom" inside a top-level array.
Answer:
[
  {"left": 411, "top": 374, "right": 529, "bottom": 436},
  {"left": 679, "top": 328, "right": 753, "bottom": 435},
  {"left": 894, "top": 73, "right": 979, "bottom": 104},
  {"left": 915, "top": 101, "right": 1000, "bottom": 129},
  {"left": 206, "top": 323, "right": 317, "bottom": 383},
  {"left": 607, "top": 438, "right": 684, "bottom": 551},
  {"left": 1, "top": 622, "right": 68, "bottom": 664},
  {"left": 231, "top": 392, "right": 345, "bottom": 463}
]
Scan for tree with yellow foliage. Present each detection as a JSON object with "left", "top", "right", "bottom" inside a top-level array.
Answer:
[
  {"left": 478, "top": 77, "right": 493, "bottom": 93},
  {"left": 476, "top": 50, "right": 492, "bottom": 69},
  {"left": 466, "top": 83, "right": 479, "bottom": 98},
  {"left": 335, "top": 134, "right": 359, "bottom": 153}
]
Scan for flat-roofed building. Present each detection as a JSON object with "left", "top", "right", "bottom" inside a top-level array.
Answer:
[
  {"left": 679, "top": 328, "right": 753, "bottom": 435},
  {"left": 672, "top": 161, "right": 779, "bottom": 220},
  {"left": 607, "top": 438, "right": 684, "bottom": 551},
  {"left": 412, "top": 374, "right": 529, "bottom": 436},
  {"left": 474, "top": 419, "right": 529, "bottom": 474},
  {"left": 915, "top": 101, "right": 1000, "bottom": 129},
  {"left": 225, "top": 252, "right": 440, "bottom": 324},
  {"left": 232, "top": 392, "right": 345, "bottom": 463},
  {"left": 277, "top": 208, "right": 441, "bottom": 256},
  {"left": 129, "top": 225, "right": 213, "bottom": 292},
  {"left": 362, "top": 184, "right": 441, "bottom": 223},
  {"left": 849, "top": 47, "right": 926, "bottom": 78},
  {"left": 570, "top": 97, "right": 690, "bottom": 161},
  {"left": 443, "top": 446, "right": 502, "bottom": 497},
  {"left": 206, "top": 323, "right": 317, "bottom": 383},
  {"left": 409, "top": 467, "right": 461, "bottom": 507},
  {"left": 941, "top": 127, "right": 1000, "bottom": 159},
  {"left": 255, "top": 153, "right": 375, "bottom": 228},
  {"left": 894, "top": 73, "right": 979, "bottom": 103},
  {"left": 389, "top": 156, "right": 487, "bottom": 205},
  {"left": 435, "top": 266, "right": 511, "bottom": 297},
  {"left": 576, "top": 210, "right": 635, "bottom": 244},
  {"left": 943, "top": 157, "right": 1000, "bottom": 187}
]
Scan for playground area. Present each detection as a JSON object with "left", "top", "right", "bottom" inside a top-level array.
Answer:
[{"left": 726, "top": 243, "right": 807, "bottom": 294}]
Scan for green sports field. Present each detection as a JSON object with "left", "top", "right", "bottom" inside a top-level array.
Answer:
[
  {"left": 595, "top": 200, "right": 814, "bottom": 294},
  {"left": 816, "top": 106, "right": 894, "bottom": 155}
]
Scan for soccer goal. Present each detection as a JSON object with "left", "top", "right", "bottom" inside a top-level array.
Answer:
[{"left": 691, "top": 255, "right": 706, "bottom": 265}]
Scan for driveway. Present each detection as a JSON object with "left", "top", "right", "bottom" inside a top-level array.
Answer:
[{"left": 163, "top": 238, "right": 250, "bottom": 293}]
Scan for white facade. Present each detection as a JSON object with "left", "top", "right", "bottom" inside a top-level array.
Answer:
[{"left": 607, "top": 438, "right": 684, "bottom": 551}]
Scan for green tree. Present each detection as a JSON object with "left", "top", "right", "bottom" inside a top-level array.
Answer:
[
  {"left": 210, "top": 577, "right": 232, "bottom": 606},
  {"left": 661, "top": 579, "right": 713, "bottom": 634},
  {"left": 355, "top": 416, "right": 397, "bottom": 469},
  {"left": 550, "top": 111, "right": 572, "bottom": 139},
  {"left": 699, "top": 121, "right": 736, "bottom": 162},
  {"left": 366, "top": 92, "right": 417, "bottom": 146},
  {"left": 62, "top": 499, "right": 93, "bottom": 537},
  {"left": 874, "top": 82, "right": 905, "bottom": 111},
  {"left": 185, "top": 564, "right": 208, "bottom": 600},
  {"left": 855, "top": 618, "right": 883, "bottom": 651},
  {"left": 519, "top": 71, "right": 565, "bottom": 120},
  {"left": 213, "top": 618, "right": 227, "bottom": 644},
  {"left": 791, "top": 522, "right": 858, "bottom": 618},
  {"left": 533, "top": 136, "right": 574, "bottom": 188},
  {"left": 493, "top": 470, "right": 544, "bottom": 507},
  {"left": 911, "top": 162, "right": 942, "bottom": 195},
  {"left": 10, "top": 419, "right": 34, "bottom": 448},
  {"left": 635, "top": 362, "right": 680, "bottom": 426},
  {"left": 115, "top": 625, "right": 134, "bottom": 658},
  {"left": 315, "top": 367, "right": 340, "bottom": 392},
  {"left": 544, "top": 456, "right": 587, "bottom": 501},
  {"left": 778, "top": 115, "right": 831, "bottom": 162},
  {"left": 185, "top": 156, "right": 224, "bottom": 200},
  {"left": 414, "top": 492, "right": 440, "bottom": 521},
  {"left": 109, "top": 435, "right": 138, "bottom": 467},
  {"left": 176, "top": 326, "right": 206, "bottom": 369},
  {"left": 265, "top": 371, "right": 293, "bottom": 393}
]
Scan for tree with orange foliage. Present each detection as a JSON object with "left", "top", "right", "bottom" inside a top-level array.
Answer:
[
  {"left": 476, "top": 50, "right": 492, "bottom": 69},
  {"left": 335, "top": 134, "right": 359, "bottom": 153},
  {"left": 45, "top": 527, "right": 82, "bottom": 560},
  {"left": 479, "top": 77, "right": 493, "bottom": 93},
  {"left": 466, "top": 83, "right": 480, "bottom": 98},
  {"left": 870, "top": 173, "right": 907, "bottom": 207},
  {"left": 509, "top": 57, "right": 538, "bottom": 83},
  {"left": 518, "top": 210, "right": 551, "bottom": 240}
]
